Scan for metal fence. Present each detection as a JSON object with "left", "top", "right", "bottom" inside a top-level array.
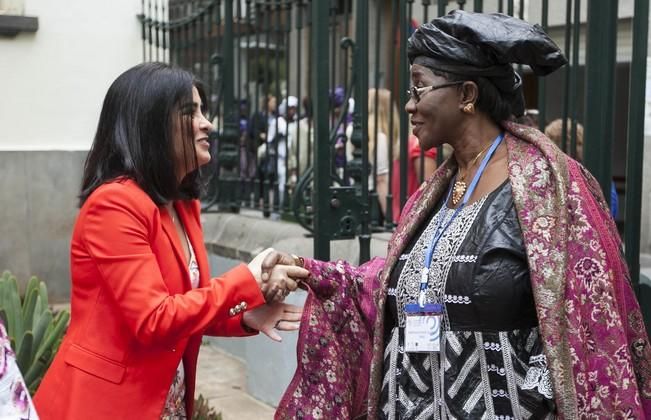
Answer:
[{"left": 138, "top": 0, "right": 649, "bottom": 296}]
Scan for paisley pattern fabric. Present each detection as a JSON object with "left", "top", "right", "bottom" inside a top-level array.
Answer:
[
  {"left": 276, "top": 257, "right": 385, "bottom": 420},
  {"left": 0, "top": 322, "right": 39, "bottom": 420},
  {"left": 276, "top": 122, "right": 651, "bottom": 419}
]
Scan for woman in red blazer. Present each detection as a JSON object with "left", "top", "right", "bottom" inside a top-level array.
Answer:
[{"left": 34, "top": 63, "right": 307, "bottom": 419}]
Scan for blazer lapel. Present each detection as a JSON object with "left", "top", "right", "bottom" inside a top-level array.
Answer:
[{"left": 160, "top": 205, "right": 192, "bottom": 291}]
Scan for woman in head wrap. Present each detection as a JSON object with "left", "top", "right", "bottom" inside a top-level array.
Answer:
[{"left": 276, "top": 11, "right": 651, "bottom": 419}]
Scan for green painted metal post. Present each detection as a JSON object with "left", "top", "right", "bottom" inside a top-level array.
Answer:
[
  {"left": 437, "top": 1, "right": 447, "bottom": 20},
  {"left": 561, "top": 0, "right": 572, "bottom": 153},
  {"left": 312, "top": 0, "right": 331, "bottom": 260},
  {"left": 537, "top": 0, "right": 548, "bottom": 132},
  {"left": 357, "top": 0, "right": 371, "bottom": 263},
  {"left": 569, "top": 0, "right": 581, "bottom": 159},
  {"left": 626, "top": 0, "right": 650, "bottom": 293},
  {"left": 399, "top": 0, "right": 409, "bottom": 211},
  {"left": 218, "top": 0, "right": 240, "bottom": 212},
  {"left": 584, "top": 0, "right": 618, "bottom": 201}
]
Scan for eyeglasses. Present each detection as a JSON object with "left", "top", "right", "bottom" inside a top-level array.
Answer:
[{"left": 406, "top": 81, "right": 464, "bottom": 103}]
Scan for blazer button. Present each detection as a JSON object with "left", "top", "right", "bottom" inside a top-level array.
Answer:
[
  {"left": 240, "top": 301, "right": 247, "bottom": 310},
  {"left": 172, "top": 348, "right": 176, "bottom": 352},
  {"left": 229, "top": 308, "right": 236, "bottom": 316}
]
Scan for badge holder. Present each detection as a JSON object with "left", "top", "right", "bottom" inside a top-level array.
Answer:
[{"left": 404, "top": 302, "right": 443, "bottom": 353}]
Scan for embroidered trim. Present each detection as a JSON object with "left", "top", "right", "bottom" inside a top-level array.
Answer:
[
  {"left": 444, "top": 294, "right": 472, "bottom": 304},
  {"left": 492, "top": 389, "right": 510, "bottom": 398},
  {"left": 500, "top": 332, "right": 522, "bottom": 419},
  {"left": 522, "top": 353, "right": 554, "bottom": 400},
  {"left": 487, "top": 364, "right": 506, "bottom": 376},
  {"left": 475, "top": 333, "right": 496, "bottom": 417},
  {"left": 483, "top": 342, "right": 502, "bottom": 352},
  {"left": 450, "top": 255, "right": 478, "bottom": 263},
  {"left": 529, "top": 354, "right": 546, "bottom": 365}
]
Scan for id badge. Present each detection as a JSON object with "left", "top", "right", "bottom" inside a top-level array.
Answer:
[{"left": 404, "top": 303, "right": 443, "bottom": 353}]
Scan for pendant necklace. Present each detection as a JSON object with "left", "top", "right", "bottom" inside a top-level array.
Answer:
[{"left": 451, "top": 142, "right": 493, "bottom": 206}]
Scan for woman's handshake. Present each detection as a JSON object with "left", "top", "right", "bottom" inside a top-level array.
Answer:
[{"left": 244, "top": 248, "right": 308, "bottom": 341}]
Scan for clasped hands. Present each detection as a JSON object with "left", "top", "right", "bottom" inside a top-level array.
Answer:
[{"left": 243, "top": 248, "right": 308, "bottom": 341}]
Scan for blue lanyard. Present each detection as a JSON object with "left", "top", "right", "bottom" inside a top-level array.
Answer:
[{"left": 417, "top": 133, "right": 504, "bottom": 308}]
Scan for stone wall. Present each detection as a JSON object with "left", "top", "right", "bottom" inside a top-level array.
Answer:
[{"left": 0, "top": 151, "right": 86, "bottom": 299}]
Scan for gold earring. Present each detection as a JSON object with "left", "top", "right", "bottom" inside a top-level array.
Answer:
[{"left": 463, "top": 103, "right": 475, "bottom": 114}]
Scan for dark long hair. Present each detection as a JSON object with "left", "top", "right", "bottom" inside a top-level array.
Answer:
[{"left": 79, "top": 62, "right": 207, "bottom": 206}]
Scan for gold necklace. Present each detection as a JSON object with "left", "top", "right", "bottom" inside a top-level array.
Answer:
[{"left": 451, "top": 142, "right": 493, "bottom": 206}]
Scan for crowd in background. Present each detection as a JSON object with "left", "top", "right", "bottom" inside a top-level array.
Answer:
[
  {"left": 234, "top": 87, "right": 437, "bottom": 224},
  {"left": 232, "top": 91, "right": 616, "bottom": 224}
]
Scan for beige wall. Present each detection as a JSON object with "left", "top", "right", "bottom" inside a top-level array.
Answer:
[{"left": 0, "top": 0, "right": 142, "bottom": 151}]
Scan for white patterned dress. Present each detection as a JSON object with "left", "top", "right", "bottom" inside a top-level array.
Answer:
[{"left": 380, "top": 181, "right": 555, "bottom": 419}]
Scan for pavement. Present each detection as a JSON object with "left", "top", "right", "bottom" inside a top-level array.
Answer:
[{"left": 195, "top": 342, "right": 275, "bottom": 420}]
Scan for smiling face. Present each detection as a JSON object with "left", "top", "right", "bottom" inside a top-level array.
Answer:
[
  {"left": 174, "top": 86, "right": 214, "bottom": 179},
  {"left": 405, "top": 64, "right": 465, "bottom": 151}
]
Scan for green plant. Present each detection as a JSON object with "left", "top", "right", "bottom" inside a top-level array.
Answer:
[
  {"left": 0, "top": 271, "right": 70, "bottom": 394},
  {"left": 193, "top": 394, "right": 222, "bottom": 420}
]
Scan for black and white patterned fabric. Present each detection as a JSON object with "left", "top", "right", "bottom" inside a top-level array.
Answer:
[{"left": 380, "top": 181, "right": 556, "bottom": 419}]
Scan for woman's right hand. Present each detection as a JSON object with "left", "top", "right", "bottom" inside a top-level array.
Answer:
[{"left": 248, "top": 248, "right": 309, "bottom": 302}]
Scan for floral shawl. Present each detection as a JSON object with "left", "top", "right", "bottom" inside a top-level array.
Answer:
[{"left": 276, "top": 122, "right": 651, "bottom": 419}]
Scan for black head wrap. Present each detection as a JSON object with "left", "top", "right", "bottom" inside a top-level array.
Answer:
[{"left": 408, "top": 10, "right": 567, "bottom": 116}]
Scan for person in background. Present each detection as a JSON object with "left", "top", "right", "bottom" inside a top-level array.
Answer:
[
  {"left": 33, "top": 63, "right": 307, "bottom": 419},
  {"left": 544, "top": 118, "right": 618, "bottom": 218},
  {"left": 331, "top": 86, "right": 349, "bottom": 174},
  {"left": 348, "top": 89, "right": 437, "bottom": 224},
  {"left": 238, "top": 99, "right": 257, "bottom": 205},
  {"left": 288, "top": 97, "right": 314, "bottom": 186},
  {"left": 366, "top": 88, "right": 398, "bottom": 218},
  {"left": 276, "top": 11, "right": 650, "bottom": 419},
  {"left": 276, "top": 96, "right": 298, "bottom": 206},
  {"left": 391, "top": 133, "right": 437, "bottom": 222},
  {"left": 254, "top": 94, "right": 278, "bottom": 217},
  {"left": 364, "top": 89, "right": 438, "bottom": 224}
]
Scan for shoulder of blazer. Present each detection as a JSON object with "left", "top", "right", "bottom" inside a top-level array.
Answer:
[{"left": 81, "top": 179, "right": 159, "bottom": 228}]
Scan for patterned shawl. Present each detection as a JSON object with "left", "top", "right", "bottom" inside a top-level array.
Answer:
[{"left": 276, "top": 122, "right": 651, "bottom": 419}]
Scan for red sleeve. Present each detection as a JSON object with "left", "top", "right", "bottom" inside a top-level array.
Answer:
[
  {"left": 81, "top": 186, "right": 264, "bottom": 346},
  {"left": 204, "top": 264, "right": 265, "bottom": 337}
]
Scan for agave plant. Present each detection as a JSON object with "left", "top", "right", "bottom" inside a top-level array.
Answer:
[{"left": 0, "top": 271, "right": 70, "bottom": 394}]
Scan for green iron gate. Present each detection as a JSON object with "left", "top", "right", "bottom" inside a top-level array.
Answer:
[{"left": 139, "top": 1, "right": 650, "bottom": 325}]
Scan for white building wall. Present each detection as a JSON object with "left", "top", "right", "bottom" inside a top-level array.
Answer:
[{"left": 0, "top": 0, "right": 143, "bottom": 151}]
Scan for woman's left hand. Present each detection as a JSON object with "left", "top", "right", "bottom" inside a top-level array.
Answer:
[{"left": 242, "top": 303, "right": 303, "bottom": 342}]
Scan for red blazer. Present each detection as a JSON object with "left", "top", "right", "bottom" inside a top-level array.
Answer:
[{"left": 34, "top": 179, "right": 265, "bottom": 419}]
